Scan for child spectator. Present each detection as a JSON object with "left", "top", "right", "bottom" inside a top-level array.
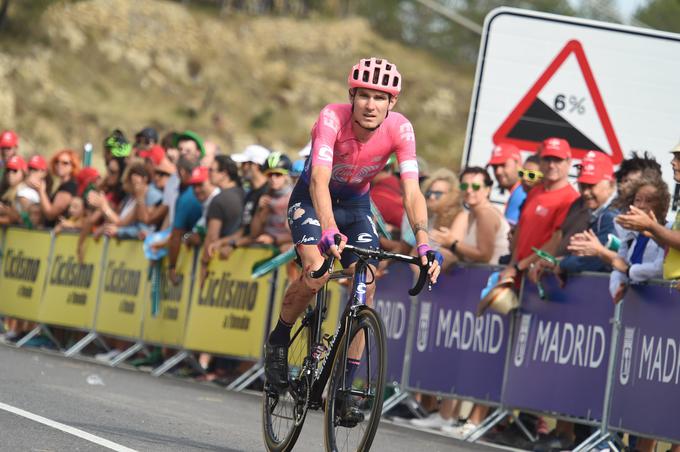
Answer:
[
  {"left": 518, "top": 154, "right": 542, "bottom": 194},
  {"left": 0, "top": 156, "right": 28, "bottom": 225}
]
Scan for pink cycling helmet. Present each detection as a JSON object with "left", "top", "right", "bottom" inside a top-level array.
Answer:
[{"left": 348, "top": 58, "right": 402, "bottom": 97}]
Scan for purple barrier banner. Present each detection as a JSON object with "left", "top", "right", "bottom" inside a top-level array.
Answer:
[
  {"left": 503, "top": 274, "right": 613, "bottom": 420},
  {"left": 407, "top": 265, "right": 509, "bottom": 402},
  {"left": 609, "top": 283, "right": 680, "bottom": 442},
  {"left": 374, "top": 262, "right": 414, "bottom": 384}
]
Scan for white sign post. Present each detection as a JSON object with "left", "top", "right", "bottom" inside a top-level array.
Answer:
[{"left": 463, "top": 7, "right": 680, "bottom": 213}]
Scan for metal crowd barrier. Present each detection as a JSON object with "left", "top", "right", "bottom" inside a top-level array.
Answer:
[{"left": 1, "top": 227, "right": 678, "bottom": 447}]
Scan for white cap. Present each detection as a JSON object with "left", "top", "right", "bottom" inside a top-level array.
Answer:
[
  {"left": 298, "top": 141, "right": 311, "bottom": 158},
  {"left": 232, "top": 144, "right": 270, "bottom": 165}
]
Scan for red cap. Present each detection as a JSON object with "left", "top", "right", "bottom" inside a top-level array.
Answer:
[
  {"left": 540, "top": 137, "right": 571, "bottom": 160},
  {"left": 139, "top": 145, "right": 165, "bottom": 165},
  {"left": 76, "top": 167, "right": 101, "bottom": 196},
  {"left": 577, "top": 151, "right": 614, "bottom": 184},
  {"left": 5, "top": 155, "right": 27, "bottom": 171},
  {"left": 28, "top": 155, "right": 48, "bottom": 171},
  {"left": 0, "top": 130, "right": 18, "bottom": 148},
  {"left": 187, "top": 166, "right": 209, "bottom": 185},
  {"left": 488, "top": 142, "right": 521, "bottom": 165}
]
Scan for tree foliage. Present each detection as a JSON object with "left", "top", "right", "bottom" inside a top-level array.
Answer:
[{"left": 634, "top": 0, "right": 680, "bottom": 34}]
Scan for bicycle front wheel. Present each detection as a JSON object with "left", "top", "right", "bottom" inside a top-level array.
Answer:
[
  {"left": 324, "top": 307, "right": 387, "bottom": 452},
  {"left": 262, "top": 310, "right": 314, "bottom": 452}
]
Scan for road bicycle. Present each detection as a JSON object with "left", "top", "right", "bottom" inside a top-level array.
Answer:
[{"left": 262, "top": 241, "right": 434, "bottom": 451}]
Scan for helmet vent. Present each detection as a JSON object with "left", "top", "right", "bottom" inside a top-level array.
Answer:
[
  {"left": 353, "top": 69, "right": 359, "bottom": 80},
  {"left": 372, "top": 67, "right": 381, "bottom": 84},
  {"left": 382, "top": 74, "right": 389, "bottom": 86},
  {"left": 393, "top": 77, "right": 400, "bottom": 87},
  {"left": 386, "top": 64, "right": 392, "bottom": 70},
  {"left": 362, "top": 70, "right": 370, "bottom": 82}
]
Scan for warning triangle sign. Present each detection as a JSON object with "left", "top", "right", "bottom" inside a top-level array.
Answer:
[{"left": 493, "top": 40, "right": 623, "bottom": 164}]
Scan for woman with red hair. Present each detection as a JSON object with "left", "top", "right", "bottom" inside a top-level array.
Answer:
[{"left": 27, "top": 149, "right": 80, "bottom": 226}]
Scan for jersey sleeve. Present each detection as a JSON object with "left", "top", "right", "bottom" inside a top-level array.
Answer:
[
  {"left": 391, "top": 116, "right": 418, "bottom": 180},
  {"left": 310, "top": 105, "right": 342, "bottom": 169}
]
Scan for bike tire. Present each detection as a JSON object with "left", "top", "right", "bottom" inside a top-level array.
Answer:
[
  {"left": 324, "top": 307, "right": 387, "bottom": 452},
  {"left": 262, "top": 309, "right": 315, "bottom": 452}
]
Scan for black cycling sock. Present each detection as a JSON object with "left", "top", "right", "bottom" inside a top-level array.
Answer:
[
  {"left": 344, "top": 358, "right": 361, "bottom": 385},
  {"left": 268, "top": 317, "right": 294, "bottom": 346}
]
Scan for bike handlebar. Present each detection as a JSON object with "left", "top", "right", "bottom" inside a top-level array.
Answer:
[{"left": 308, "top": 235, "right": 435, "bottom": 296}]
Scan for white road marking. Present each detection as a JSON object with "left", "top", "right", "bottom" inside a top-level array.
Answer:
[{"left": 0, "top": 401, "right": 137, "bottom": 452}]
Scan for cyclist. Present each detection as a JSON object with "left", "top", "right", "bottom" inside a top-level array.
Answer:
[{"left": 264, "top": 57, "right": 442, "bottom": 419}]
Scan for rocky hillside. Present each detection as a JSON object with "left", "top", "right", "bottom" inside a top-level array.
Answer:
[{"left": 0, "top": 0, "right": 473, "bottom": 170}]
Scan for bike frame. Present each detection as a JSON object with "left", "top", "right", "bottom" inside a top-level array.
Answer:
[{"left": 307, "top": 258, "right": 370, "bottom": 408}]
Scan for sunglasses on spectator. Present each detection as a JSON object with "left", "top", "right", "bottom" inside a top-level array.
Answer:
[
  {"left": 460, "top": 182, "right": 482, "bottom": 192},
  {"left": 154, "top": 171, "right": 171, "bottom": 178},
  {"left": 425, "top": 190, "right": 445, "bottom": 200},
  {"left": 518, "top": 169, "right": 543, "bottom": 181},
  {"left": 7, "top": 169, "right": 20, "bottom": 174},
  {"left": 267, "top": 172, "right": 286, "bottom": 178},
  {"left": 57, "top": 159, "right": 72, "bottom": 166}
]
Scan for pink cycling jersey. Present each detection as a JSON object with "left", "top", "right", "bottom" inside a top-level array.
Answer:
[{"left": 300, "top": 103, "right": 419, "bottom": 199}]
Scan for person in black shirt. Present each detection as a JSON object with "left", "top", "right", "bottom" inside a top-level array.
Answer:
[{"left": 28, "top": 149, "right": 80, "bottom": 228}]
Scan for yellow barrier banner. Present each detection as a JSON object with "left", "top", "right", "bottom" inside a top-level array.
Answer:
[
  {"left": 94, "top": 239, "right": 147, "bottom": 338},
  {"left": 142, "top": 247, "right": 195, "bottom": 347},
  {"left": 0, "top": 229, "right": 52, "bottom": 321},
  {"left": 183, "top": 247, "right": 275, "bottom": 358},
  {"left": 269, "top": 265, "right": 345, "bottom": 367},
  {"left": 39, "top": 234, "right": 104, "bottom": 329}
]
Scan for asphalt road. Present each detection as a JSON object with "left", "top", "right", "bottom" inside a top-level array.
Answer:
[{"left": 0, "top": 344, "right": 496, "bottom": 452}]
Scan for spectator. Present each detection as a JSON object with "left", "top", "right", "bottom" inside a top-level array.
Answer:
[
  {"left": 569, "top": 176, "right": 669, "bottom": 303},
  {"left": 137, "top": 157, "right": 175, "bottom": 230},
  {"left": 617, "top": 142, "right": 680, "bottom": 288},
  {"left": 200, "top": 155, "right": 243, "bottom": 270},
  {"left": 0, "top": 130, "right": 19, "bottom": 177},
  {"left": 103, "top": 129, "right": 131, "bottom": 164},
  {"left": 167, "top": 157, "right": 202, "bottom": 284},
  {"left": 231, "top": 144, "right": 270, "bottom": 236},
  {"left": 94, "top": 161, "right": 163, "bottom": 238},
  {"left": 502, "top": 138, "right": 579, "bottom": 282},
  {"left": 518, "top": 154, "right": 542, "bottom": 194},
  {"left": 612, "top": 151, "right": 662, "bottom": 211},
  {"left": 161, "top": 131, "right": 180, "bottom": 164},
  {"left": 370, "top": 157, "right": 404, "bottom": 233},
  {"left": 184, "top": 166, "right": 221, "bottom": 245},
  {"left": 407, "top": 168, "right": 464, "bottom": 268},
  {"left": 54, "top": 196, "right": 85, "bottom": 234},
  {"left": 407, "top": 168, "right": 466, "bottom": 433},
  {"left": 17, "top": 155, "right": 51, "bottom": 215},
  {"left": 555, "top": 151, "right": 619, "bottom": 274},
  {"left": 161, "top": 131, "right": 204, "bottom": 228},
  {"left": 28, "top": 149, "right": 80, "bottom": 227},
  {"left": 250, "top": 152, "right": 294, "bottom": 247},
  {"left": 431, "top": 167, "right": 510, "bottom": 266},
  {"left": 133, "top": 127, "right": 159, "bottom": 157},
  {"left": 488, "top": 142, "right": 525, "bottom": 225},
  {"left": 0, "top": 156, "right": 28, "bottom": 225}
]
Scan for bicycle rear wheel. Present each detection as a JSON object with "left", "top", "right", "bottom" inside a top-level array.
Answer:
[
  {"left": 324, "top": 307, "right": 387, "bottom": 452},
  {"left": 262, "top": 308, "right": 314, "bottom": 452}
]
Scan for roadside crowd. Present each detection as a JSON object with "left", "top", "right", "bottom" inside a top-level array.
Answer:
[{"left": 1, "top": 126, "right": 679, "bottom": 451}]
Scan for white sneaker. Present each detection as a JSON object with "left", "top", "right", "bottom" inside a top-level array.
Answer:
[
  {"left": 410, "top": 412, "right": 455, "bottom": 429},
  {"left": 95, "top": 349, "right": 121, "bottom": 362},
  {"left": 442, "top": 421, "right": 478, "bottom": 438}
]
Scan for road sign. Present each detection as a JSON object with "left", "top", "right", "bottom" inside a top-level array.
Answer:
[
  {"left": 463, "top": 8, "right": 680, "bottom": 212},
  {"left": 493, "top": 39, "right": 623, "bottom": 163}
]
